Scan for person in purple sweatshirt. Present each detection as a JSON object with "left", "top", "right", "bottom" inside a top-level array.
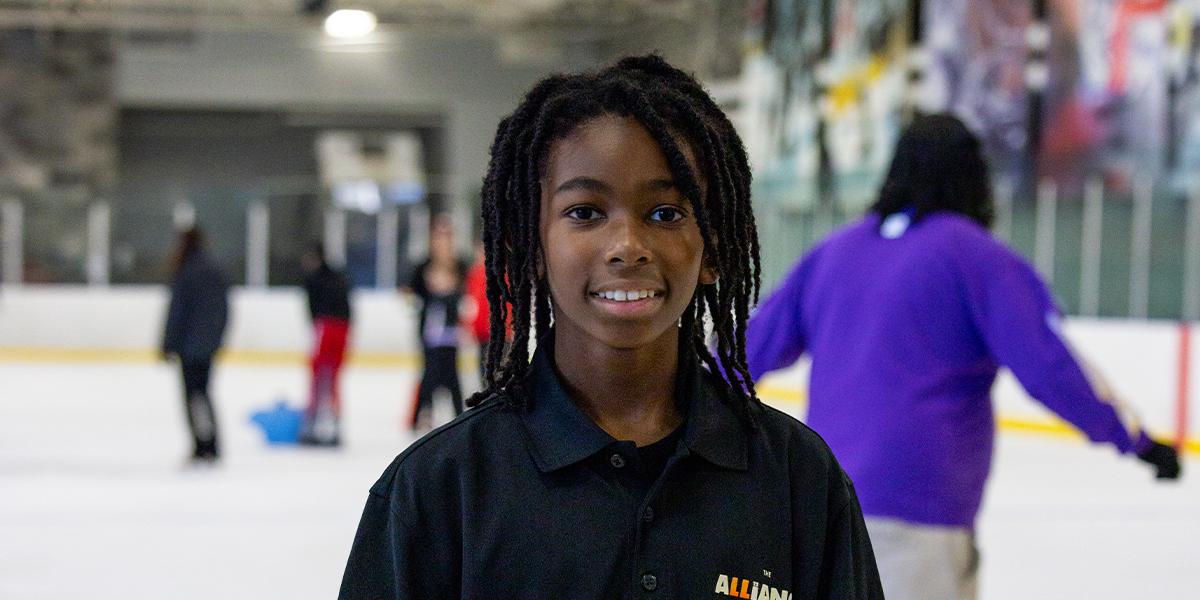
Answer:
[{"left": 745, "top": 114, "right": 1181, "bottom": 600}]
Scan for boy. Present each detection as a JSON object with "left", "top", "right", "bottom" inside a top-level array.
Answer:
[{"left": 339, "top": 55, "right": 883, "bottom": 599}]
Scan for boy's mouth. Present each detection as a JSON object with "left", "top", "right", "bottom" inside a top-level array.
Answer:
[
  {"left": 588, "top": 289, "right": 660, "bottom": 302},
  {"left": 587, "top": 286, "right": 665, "bottom": 318}
]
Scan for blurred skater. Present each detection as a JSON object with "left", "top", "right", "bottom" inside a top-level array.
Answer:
[
  {"left": 161, "top": 227, "right": 229, "bottom": 465},
  {"left": 300, "top": 242, "right": 351, "bottom": 447},
  {"left": 407, "top": 214, "right": 467, "bottom": 431},
  {"left": 745, "top": 114, "right": 1181, "bottom": 600}
]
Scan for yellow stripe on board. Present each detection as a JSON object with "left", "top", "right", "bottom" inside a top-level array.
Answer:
[
  {"left": 755, "top": 382, "right": 1200, "bottom": 456},
  {"left": 2, "top": 347, "right": 1198, "bottom": 455},
  {"left": 0, "top": 347, "right": 419, "bottom": 368}
]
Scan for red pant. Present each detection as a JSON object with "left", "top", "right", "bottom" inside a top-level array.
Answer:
[{"left": 309, "top": 317, "right": 350, "bottom": 419}]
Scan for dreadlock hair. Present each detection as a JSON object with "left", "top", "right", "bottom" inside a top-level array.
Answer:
[
  {"left": 871, "top": 113, "right": 994, "bottom": 228},
  {"left": 471, "top": 54, "right": 762, "bottom": 421}
]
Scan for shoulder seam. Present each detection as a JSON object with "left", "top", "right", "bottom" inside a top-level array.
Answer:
[
  {"left": 757, "top": 402, "right": 843, "bottom": 460},
  {"left": 392, "top": 396, "right": 506, "bottom": 470}
]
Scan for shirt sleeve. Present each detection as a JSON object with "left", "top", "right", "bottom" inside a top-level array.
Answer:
[
  {"left": 161, "top": 272, "right": 193, "bottom": 354},
  {"left": 963, "top": 246, "right": 1148, "bottom": 453},
  {"left": 304, "top": 276, "right": 319, "bottom": 322},
  {"left": 339, "top": 491, "right": 404, "bottom": 600},
  {"left": 745, "top": 255, "right": 810, "bottom": 381},
  {"left": 408, "top": 262, "right": 428, "bottom": 301},
  {"left": 815, "top": 476, "right": 885, "bottom": 600},
  {"left": 338, "top": 488, "right": 455, "bottom": 600}
]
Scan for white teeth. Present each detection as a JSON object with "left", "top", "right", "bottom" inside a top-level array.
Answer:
[{"left": 596, "top": 289, "right": 656, "bottom": 302}]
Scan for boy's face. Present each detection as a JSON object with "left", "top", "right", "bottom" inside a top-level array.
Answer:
[{"left": 539, "top": 114, "right": 716, "bottom": 352}]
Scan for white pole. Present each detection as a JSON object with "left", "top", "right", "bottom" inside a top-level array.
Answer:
[
  {"left": 376, "top": 206, "right": 399, "bottom": 289},
  {"left": 87, "top": 201, "right": 111, "bottom": 286},
  {"left": 1129, "top": 178, "right": 1153, "bottom": 319},
  {"left": 1, "top": 199, "right": 22, "bottom": 286},
  {"left": 993, "top": 177, "right": 1015, "bottom": 243},
  {"left": 1183, "top": 185, "right": 1200, "bottom": 322},
  {"left": 246, "top": 201, "right": 269, "bottom": 287},
  {"left": 1034, "top": 179, "right": 1057, "bottom": 284},
  {"left": 324, "top": 208, "right": 346, "bottom": 269},
  {"left": 453, "top": 201, "right": 472, "bottom": 256},
  {"left": 406, "top": 204, "right": 430, "bottom": 263},
  {"left": 1080, "top": 177, "right": 1104, "bottom": 316},
  {"left": 812, "top": 201, "right": 832, "bottom": 245}
]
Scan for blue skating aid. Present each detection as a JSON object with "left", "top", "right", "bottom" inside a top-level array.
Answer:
[{"left": 249, "top": 400, "right": 303, "bottom": 445}]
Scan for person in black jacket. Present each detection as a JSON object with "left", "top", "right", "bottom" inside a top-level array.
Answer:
[
  {"left": 406, "top": 214, "right": 468, "bottom": 431},
  {"left": 161, "top": 226, "right": 230, "bottom": 465},
  {"left": 300, "top": 242, "right": 352, "bottom": 446}
]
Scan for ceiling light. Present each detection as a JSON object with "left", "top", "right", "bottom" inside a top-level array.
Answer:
[{"left": 324, "top": 9, "right": 377, "bottom": 39}]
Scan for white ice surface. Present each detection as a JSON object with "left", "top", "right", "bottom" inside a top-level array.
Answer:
[{"left": 1, "top": 361, "right": 1196, "bottom": 599}]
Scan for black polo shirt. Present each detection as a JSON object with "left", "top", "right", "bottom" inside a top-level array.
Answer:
[{"left": 339, "top": 344, "right": 882, "bottom": 600}]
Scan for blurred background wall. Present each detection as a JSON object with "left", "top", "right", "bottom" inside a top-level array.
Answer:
[{"left": 0, "top": 0, "right": 1196, "bottom": 323}]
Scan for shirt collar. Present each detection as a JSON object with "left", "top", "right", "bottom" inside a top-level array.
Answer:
[{"left": 519, "top": 334, "right": 749, "bottom": 473}]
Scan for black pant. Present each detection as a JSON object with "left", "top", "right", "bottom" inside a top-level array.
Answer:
[
  {"left": 180, "top": 357, "right": 220, "bottom": 458},
  {"left": 412, "top": 346, "right": 463, "bottom": 428}
]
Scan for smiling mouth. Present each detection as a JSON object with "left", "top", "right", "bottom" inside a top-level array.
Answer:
[{"left": 588, "top": 289, "right": 661, "bottom": 302}]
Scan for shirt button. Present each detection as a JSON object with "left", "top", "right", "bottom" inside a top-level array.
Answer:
[
  {"left": 641, "top": 573, "right": 658, "bottom": 591},
  {"left": 642, "top": 507, "right": 654, "bottom": 522},
  {"left": 609, "top": 453, "right": 626, "bottom": 469}
]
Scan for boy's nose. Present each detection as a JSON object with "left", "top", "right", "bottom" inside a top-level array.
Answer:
[{"left": 606, "top": 221, "right": 650, "bottom": 265}]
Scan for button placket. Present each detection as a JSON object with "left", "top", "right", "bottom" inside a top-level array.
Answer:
[
  {"left": 641, "top": 573, "right": 658, "bottom": 591},
  {"left": 609, "top": 453, "right": 627, "bottom": 469}
]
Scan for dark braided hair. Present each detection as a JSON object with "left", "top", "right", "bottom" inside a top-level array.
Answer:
[
  {"left": 472, "top": 55, "right": 761, "bottom": 421},
  {"left": 871, "top": 113, "right": 994, "bottom": 228}
]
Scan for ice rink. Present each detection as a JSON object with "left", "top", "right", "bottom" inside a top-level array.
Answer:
[{"left": 2, "top": 359, "right": 1197, "bottom": 599}]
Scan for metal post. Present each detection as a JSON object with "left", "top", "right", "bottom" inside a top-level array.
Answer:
[
  {"left": 1129, "top": 179, "right": 1153, "bottom": 318},
  {"left": 1080, "top": 177, "right": 1104, "bottom": 316},
  {"left": 246, "top": 201, "right": 269, "bottom": 287},
  {"left": 376, "top": 205, "right": 399, "bottom": 289},
  {"left": 324, "top": 207, "right": 347, "bottom": 269},
  {"left": 1026, "top": 5, "right": 1050, "bottom": 186},
  {"left": 1184, "top": 185, "right": 1200, "bottom": 322},
  {"left": 87, "top": 201, "right": 111, "bottom": 286},
  {"left": 406, "top": 203, "right": 430, "bottom": 263},
  {"left": 812, "top": 200, "right": 833, "bottom": 245},
  {"left": 1, "top": 199, "right": 22, "bottom": 286},
  {"left": 993, "top": 177, "right": 1015, "bottom": 243},
  {"left": 1034, "top": 179, "right": 1057, "bottom": 284},
  {"left": 453, "top": 201, "right": 472, "bottom": 256}
]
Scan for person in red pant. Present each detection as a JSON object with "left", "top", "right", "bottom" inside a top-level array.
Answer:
[
  {"left": 300, "top": 242, "right": 352, "bottom": 447},
  {"left": 463, "top": 240, "right": 490, "bottom": 384}
]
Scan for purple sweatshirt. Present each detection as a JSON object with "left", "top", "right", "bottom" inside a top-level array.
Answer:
[{"left": 745, "top": 211, "right": 1150, "bottom": 527}]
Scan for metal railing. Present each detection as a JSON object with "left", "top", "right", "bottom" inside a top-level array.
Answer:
[{"left": 754, "top": 176, "right": 1200, "bottom": 321}]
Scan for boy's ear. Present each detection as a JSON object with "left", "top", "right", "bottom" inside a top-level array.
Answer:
[{"left": 699, "top": 257, "right": 719, "bottom": 286}]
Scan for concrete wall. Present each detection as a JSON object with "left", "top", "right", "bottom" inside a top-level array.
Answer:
[{"left": 114, "top": 29, "right": 594, "bottom": 205}]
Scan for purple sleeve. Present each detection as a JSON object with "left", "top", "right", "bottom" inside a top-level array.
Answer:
[
  {"left": 963, "top": 245, "right": 1147, "bottom": 453},
  {"left": 745, "top": 256, "right": 810, "bottom": 381}
]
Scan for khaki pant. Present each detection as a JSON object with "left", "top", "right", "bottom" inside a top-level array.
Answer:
[{"left": 864, "top": 517, "right": 979, "bottom": 600}]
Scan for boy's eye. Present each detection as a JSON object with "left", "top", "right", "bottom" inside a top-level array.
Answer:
[
  {"left": 565, "top": 206, "right": 602, "bottom": 221},
  {"left": 650, "top": 206, "right": 686, "bottom": 223}
]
